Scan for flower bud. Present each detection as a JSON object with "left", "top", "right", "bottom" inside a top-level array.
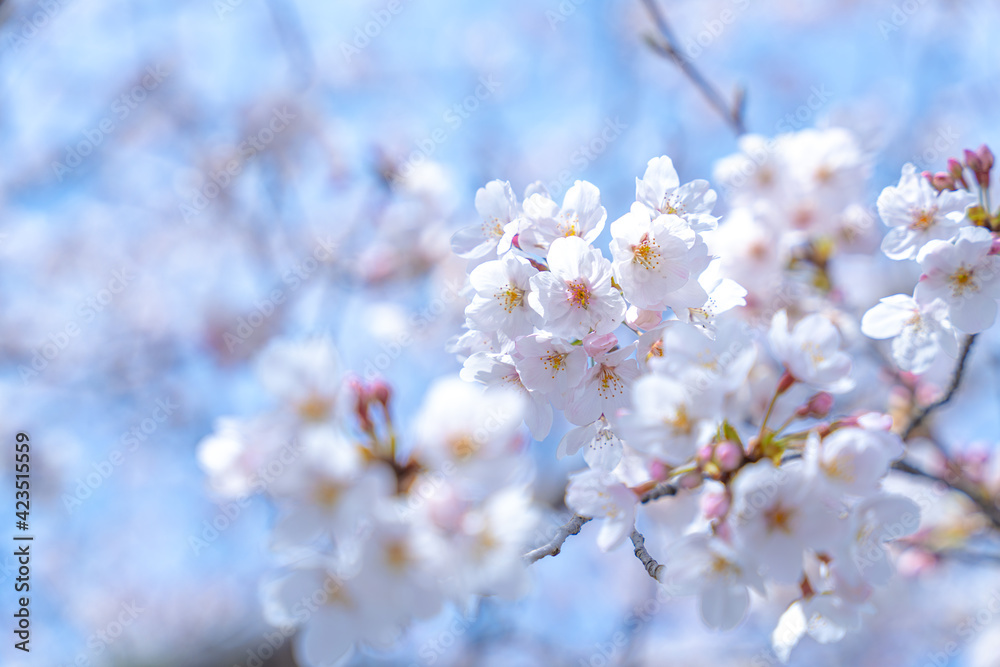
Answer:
[
  {"left": 369, "top": 378, "right": 392, "bottom": 407},
  {"left": 931, "top": 172, "right": 955, "bottom": 192},
  {"left": 776, "top": 370, "right": 796, "bottom": 395},
  {"left": 947, "top": 158, "right": 969, "bottom": 190},
  {"left": 796, "top": 392, "right": 834, "bottom": 418},
  {"left": 583, "top": 331, "right": 618, "bottom": 357},
  {"left": 714, "top": 441, "right": 744, "bottom": 471},
  {"left": 701, "top": 491, "right": 730, "bottom": 520},
  {"left": 626, "top": 305, "right": 663, "bottom": 330}
]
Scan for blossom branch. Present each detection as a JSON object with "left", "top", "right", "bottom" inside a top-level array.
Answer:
[
  {"left": 640, "top": 0, "right": 747, "bottom": 136},
  {"left": 640, "top": 481, "right": 679, "bottom": 504},
  {"left": 629, "top": 528, "right": 665, "bottom": 581},
  {"left": 892, "top": 459, "right": 1000, "bottom": 531},
  {"left": 902, "top": 334, "right": 977, "bottom": 441},
  {"left": 523, "top": 514, "right": 592, "bottom": 564}
]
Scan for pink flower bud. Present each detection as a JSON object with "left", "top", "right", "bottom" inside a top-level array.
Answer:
[
  {"left": 776, "top": 370, "right": 796, "bottom": 394},
  {"left": 965, "top": 149, "right": 982, "bottom": 172},
  {"left": 626, "top": 305, "right": 663, "bottom": 330},
  {"left": 583, "top": 331, "right": 618, "bottom": 357},
  {"left": 796, "top": 392, "right": 834, "bottom": 418},
  {"left": 714, "top": 441, "right": 743, "bottom": 471},
  {"left": 977, "top": 144, "right": 994, "bottom": 171},
  {"left": 990, "top": 237, "right": 1000, "bottom": 256},
  {"left": 697, "top": 442, "right": 715, "bottom": 465},
  {"left": 701, "top": 491, "right": 730, "bottom": 520},
  {"left": 947, "top": 158, "right": 969, "bottom": 189},
  {"left": 930, "top": 172, "right": 955, "bottom": 192},
  {"left": 369, "top": 378, "right": 392, "bottom": 407}
]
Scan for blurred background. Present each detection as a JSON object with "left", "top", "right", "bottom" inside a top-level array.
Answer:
[{"left": 4, "top": 0, "right": 1000, "bottom": 664}]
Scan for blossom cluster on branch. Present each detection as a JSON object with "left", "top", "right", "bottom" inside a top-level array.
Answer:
[{"left": 196, "top": 128, "right": 1000, "bottom": 666}]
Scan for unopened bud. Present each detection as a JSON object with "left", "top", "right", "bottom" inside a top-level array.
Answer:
[
  {"left": 796, "top": 392, "right": 834, "bottom": 418},
  {"left": 583, "top": 331, "right": 618, "bottom": 357},
  {"left": 776, "top": 370, "right": 796, "bottom": 395},
  {"left": 701, "top": 491, "right": 730, "bottom": 520},
  {"left": 715, "top": 441, "right": 743, "bottom": 471},
  {"left": 966, "top": 146, "right": 994, "bottom": 190},
  {"left": 930, "top": 172, "right": 956, "bottom": 192},
  {"left": 369, "top": 378, "right": 392, "bottom": 407},
  {"left": 947, "top": 158, "right": 969, "bottom": 190},
  {"left": 626, "top": 305, "right": 663, "bottom": 330}
]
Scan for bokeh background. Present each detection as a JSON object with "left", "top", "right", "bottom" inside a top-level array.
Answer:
[{"left": 4, "top": 0, "right": 1000, "bottom": 664}]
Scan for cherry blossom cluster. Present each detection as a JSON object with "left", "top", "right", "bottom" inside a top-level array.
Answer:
[
  {"left": 861, "top": 147, "right": 1000, "bottom": 372},
  {"left": 447, "top": 132, "right": 1000, "bottom": 662},
  {"left": 197, "top": 338, "right": 541, "bottom": 666}
]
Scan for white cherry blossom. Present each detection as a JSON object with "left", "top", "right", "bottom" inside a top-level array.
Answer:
[
  {"left": 527, "top": 235, "right": 625, "bottom": 340},
  {"left": 877, "top": 163, "right": 974, "bottom": 260},
  {"left": 518, "top": 180, "right": 606, "bottom": 255},
  {"left": 861, "top": 293, "right": 959, "bottom": 373},
  {"left": 634, "top": 155, "right": 719, "bottom": 232},
  {"left": 915, "top": 225, "right": 1000, "bottom": 333},
  {"left": 769, "top": 310, "right": 854, "bottom": 393},
  {"left": 564, "top": 469, "right": 637, "bottom": 551},
  {"left": 609, "top": 204, "right": 697, "bottom": 310},
  {"left": 658, "top": 533, "right": 764, "bottom": 631},
  {"left": 451, "top": 179, "right": 521, "bottom": 260},
  {"left": 465, "top": 251, "right": 539, "bottom": 338}
]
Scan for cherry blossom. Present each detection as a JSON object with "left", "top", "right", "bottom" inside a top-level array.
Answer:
[
  {"left": 877, "top": 163, "right": 974, "bottom": 260},
  {"left": 915, "top": 225, "right": 1000, "bottom": 333},
  {"left": 527, "top": 235, "right": 626, "bottom": 339}
]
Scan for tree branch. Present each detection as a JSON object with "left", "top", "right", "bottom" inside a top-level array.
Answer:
[
  {"left": 640, "top": 481, "right": 678, "bottom": 504},
  {"left": 640, "top": 0, "right": 746, "bottom": 136},
  {"left": 630, "top": 528, "right": 666, "bottom": 581},
  {"left": 902, "top": 334, "right": 976, "bottom": 441},
  {"left": 892, "top": 459, "right": 1000, "bottom": 531},
  {"left": 523, "top": 514, "right": 592, "bottom": 564}
]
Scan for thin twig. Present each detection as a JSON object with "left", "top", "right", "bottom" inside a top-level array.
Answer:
[
  {"left": 640, "top": 0, "right": 746, "bottom": 136},
  {"left": 630, "top": 528, "right": 665, "bottom": 581},
  {"left": 523, "top": 514, "right": 592, "bottom": 564},
  {"left": 927, "top": 548, "right": 1000, "bottom": 565},
  {"left": 902, "top": 334, "right": 976, "bottom": 440},
  {"left": 892, "top": 459, "right": 1000, "bottom": 531},
  {"left": 640, "top": 481, "right": 679, "bottom": 504}
]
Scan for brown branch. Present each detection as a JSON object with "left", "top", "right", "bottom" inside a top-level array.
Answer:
[
  {"left": 892, "top": 459, "right": 1000, "bottom": 531},
  {"left": 640, "top": 481, "right": 679, "bottom": 504},
  {"left": 902, "top": 334, "right": 976, "bottom": 441},
  {"left": 640, "top": 0, "right": 746, "bottom": 136},
  {"left": 630, "top": 528, "right": 666, "bottom": 581},
  {"left": 523, "top": 514, "right": 592, "bottom": 564}
]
